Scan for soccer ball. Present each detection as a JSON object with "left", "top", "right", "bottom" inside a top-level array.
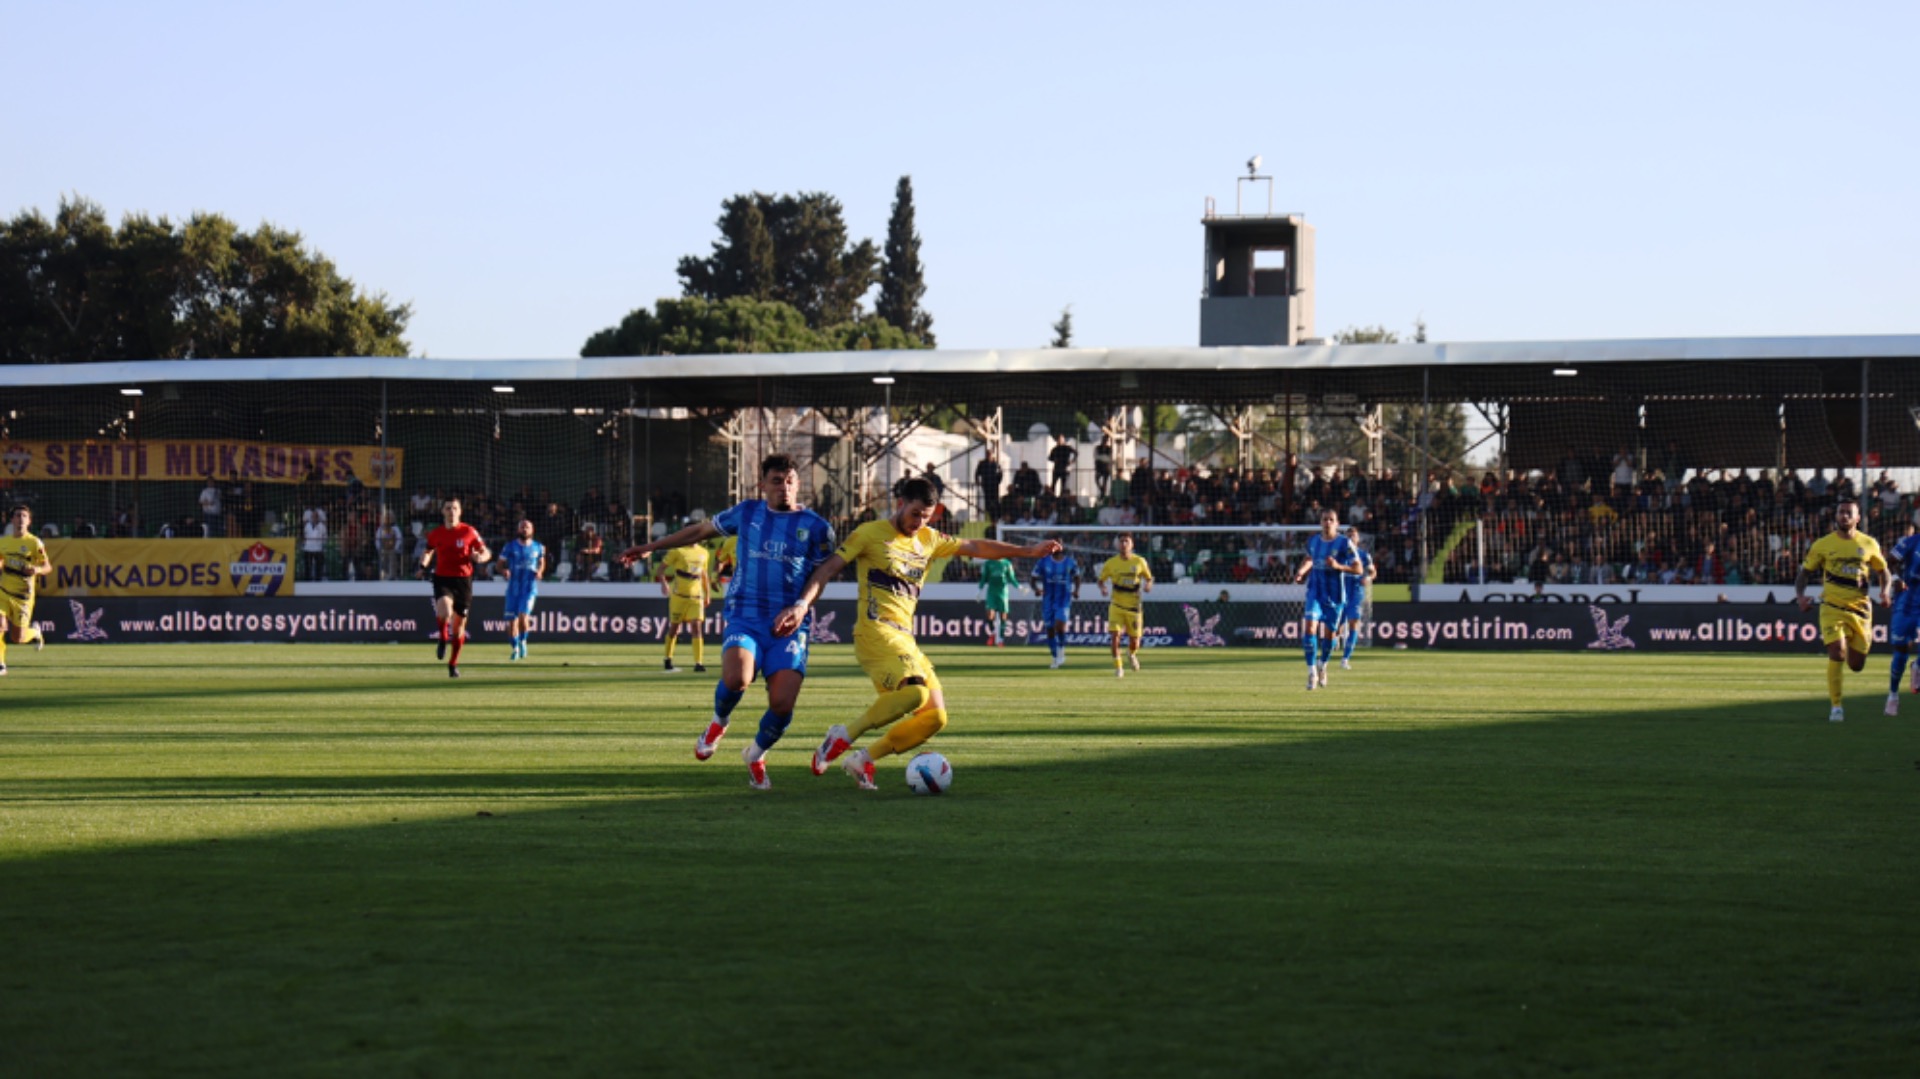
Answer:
[{"left": 905, "top": 752, "right": 952, "bottom": 795}]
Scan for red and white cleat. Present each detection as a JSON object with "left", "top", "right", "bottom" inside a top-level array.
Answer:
[
  {"left": 811, "top": 723, "right": 851, "bottom": 776},
  {"left": 746, "top": 756, "right": 771, "bottom": 791},
  {"left": 694, "top": 718, "right": 728, "bottom": 761},
  {"left": 840, "top": 749, "right": 877, "bottom": 791}
]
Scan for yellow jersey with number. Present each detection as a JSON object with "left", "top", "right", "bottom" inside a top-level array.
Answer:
[
  {"left": 660, "top": 545, "right": 710, "bottom": 602},
  {"left": 1802, "top": 531, "right": 1886, "bottom": 617},
  {"left": 836, "top": 519, "right": 963, "bottom": 635},
  {"left": 1098, "top": 554, "right": 1153, "bottom": 613},
  {"left": 0, "top": 532, "right": 49, "bottom": 601}
]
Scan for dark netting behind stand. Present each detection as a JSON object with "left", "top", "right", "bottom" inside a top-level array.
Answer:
[{"left": 2, "top": 345, "right": 1916, "bottom": 593}]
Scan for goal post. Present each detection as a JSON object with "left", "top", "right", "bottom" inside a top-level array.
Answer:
[{"left": 991, "top": 523, "right": 1373, "bottom": 648}]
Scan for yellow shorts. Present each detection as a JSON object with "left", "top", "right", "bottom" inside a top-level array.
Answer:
[
  {"left": 1819, "top": 605, "right": 1871, "bottom": 653},
  {"left": 853, "top": 625, "right": 944, "bottom": 696},
  {"left": 0, "top": 591, "right": 32, "bottom": 630},
  {"left": 1107, "top": 606, "right": 1143, "bottom": 638},
  {"left": 668, "top": 597, "right": 706, "bottom": 625}
]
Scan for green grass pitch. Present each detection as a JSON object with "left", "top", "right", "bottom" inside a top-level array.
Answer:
[{"left": 3, "top": 642, "right": 1917, "bottom": 1077}]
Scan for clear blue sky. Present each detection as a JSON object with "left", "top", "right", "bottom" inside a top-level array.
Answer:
[{"left": 6, "top": 1, "right": 1915, "bottom": 357}]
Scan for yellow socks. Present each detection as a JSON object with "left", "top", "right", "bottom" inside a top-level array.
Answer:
[
  {"left": 869, "top": 707, "right": 948, "bottom": 761},
  {"left": 1828, "top": 659, "right": 1845, "bottom": 706},
  {"left": 693, "top": 636, "right": 705, "bottom": 666},
  {"left": 848, "top": 684, "right": 931, "bottom": 740},
  {"left": 664, "top": 635, "right": 677, "bottom": 662}
]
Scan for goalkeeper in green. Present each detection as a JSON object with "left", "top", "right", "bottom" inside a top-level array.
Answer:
[{"left": 978, "top": 556, "right": 1018, "bottom": 646}]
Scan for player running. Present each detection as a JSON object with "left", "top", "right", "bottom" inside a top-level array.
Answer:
[
  {"left": 978, "top": 556, "right": 1018, "bottom": 646},
  {"left": 1097, "top": 532, "right": 1153, "bottom": 677},
  {"left": 620, "top": 454, "right": 835, "bottom": 790},
  {"left": 1032, "top": 541, "right": 1080, "bottom": 668},
  {"left": 1337, "top": 526, "right": 1377, "bottom": 670},
  {"left": 1796, "top": 499, "right": 1889, "bottom": 722},
  {"left": 1292, "top": 508, "right": 1362, "bottom": 690},
  {"left": 1883, "top": 524, "right": 1920, "bottom": 716},
  {"left": 0, "top": 506, "right": 52, "bottom": 676},
  {"left": 655, "top": 539, "right": 713, "bottom": 673},
  {"left": 495, "top": 517, "right": 546, "bottom": 661},
  {"left": 778, "top": 477, "right": 1059, "bottom": 791},
  {"left": 420, "top": 497, "right": 491, "bottom": 679}
]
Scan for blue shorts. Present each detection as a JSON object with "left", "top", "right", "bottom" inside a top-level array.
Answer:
[
  {"left": 1890, "top": 602, "right": 1920, "bottom": 648},
  {"left": 1302, "top": 594, "right": 1344, "bottom": 627},
  {"left": 1341, "top": 602, "right": 1364, "bottom": 626},
  {"left": 503, "top": 585, "right": 538, "bottom": 618},
  {"left": 723, "top": 619, "right": 809, "bottom": 677},
  {"left": 1042, "top": 597, "right": 1073, "bottom": 625}
]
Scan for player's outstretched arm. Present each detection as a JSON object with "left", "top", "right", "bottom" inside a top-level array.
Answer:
[
  {"left": 958, "top": 537, "right": 1060, "bottom": 562},
  {"left": 619, "top": 519, "right": 720, "bottom": 566},
  {"left": 772, "top": 553, "right": 848, "bottom": 636}
]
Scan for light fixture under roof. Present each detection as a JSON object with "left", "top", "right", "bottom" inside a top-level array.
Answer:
[
  {"left": 492, "top": 385, "right": 515, "bottom": 393},
  {"left": 872, "top": 376, "right": 896, "bottom": 385},
  {"left": 120, "top": 387, "right": 144, "bottom": 396},
  {"left": 1552, "top": 368, "right": 1579, "bottom": 377}
]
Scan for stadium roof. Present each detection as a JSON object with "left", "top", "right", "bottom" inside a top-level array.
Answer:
[{"left": 5, "top": 334, "right": 1919, "bottom": 467}]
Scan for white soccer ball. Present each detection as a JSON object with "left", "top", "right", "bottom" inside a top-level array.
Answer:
[{"left": 905, "top": 752, "right": 952, "bottom": 796}]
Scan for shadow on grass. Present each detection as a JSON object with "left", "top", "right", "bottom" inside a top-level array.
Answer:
[{"left": 3, "top": 688, "right": 1918, "bottom": 1078}]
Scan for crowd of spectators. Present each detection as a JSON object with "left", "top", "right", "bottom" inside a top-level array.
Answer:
[{"left": 13, "top": 441, "right": 1916, "bottom": 592}]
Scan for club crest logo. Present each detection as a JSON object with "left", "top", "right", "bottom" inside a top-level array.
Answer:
[
  {"left": 1586, "top": 605, "right": 1635, "bottom": 650},
  {"left": 67, "top": 600, "right": 108, "bottom": 641},
  {"left": 229, "top": 541, "right": 290, "bottom": 596},
  {"left": 1182, "top": 604, "right": 1226, "bottom": 647},
  {"left": 368, "top": 449, "right": 400, "bottom": 482},
  {"left": 810, "top": 611, "right": 841, "bottom": 644},
  {"left": 1, "top": 444, "right": 31, "bottom": 476}
]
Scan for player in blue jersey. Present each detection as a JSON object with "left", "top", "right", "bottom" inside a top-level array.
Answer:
[
  {"left": 1291, "top": 508, "right": 1363, "bottom": 690},
  {"left": 494, "top": 517, "right": 547, "bottom": 660},
  {"left": 1884, "top": 523, "right": 1920, "bottom": 715},
  {"left": 619, "top": 454, "right": 835, "bottom": 789},
  {"left": 1031, "top": 541, "right": 1081, "bottom": 668},
  {"left": 1337, "top": 525, "right": 1377, "bottom": 671}
]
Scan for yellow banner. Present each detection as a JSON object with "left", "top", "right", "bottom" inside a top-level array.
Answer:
[
  {"left": 0, "top": 440, "right": 403, "bottom": 487},
  {"left": 44, "top": 538, "right": 297, "bottom": 597}
]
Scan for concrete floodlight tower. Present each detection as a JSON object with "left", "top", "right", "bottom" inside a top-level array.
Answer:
[{"left": 1200, "top": 158, "right": 1316, "bottom": 345}]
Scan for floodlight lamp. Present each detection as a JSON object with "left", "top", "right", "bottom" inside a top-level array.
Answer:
[
  {"left": 872, "top": 376, "right": 896, "bottom": 386},
  {"left": 120, "top": 387, "right": 144, "bottom": 396},
  {"left": 1552, "top": 368, "right": 1579, "bottom": 377},
  {"left": 492, "top": 385, "right": 516, "bottom": 394}
]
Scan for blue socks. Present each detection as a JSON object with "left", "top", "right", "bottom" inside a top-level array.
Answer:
[
  {"left": 1304, "top": 635, "right": 1318, "bottom": 668},
  {"left": 714, "top": 682, "right": 745, "bottom": 722},
  {"left": 1341, "top": 628, "right": 1358, "bottom": 662},
  {"left": 755, "top": 709, "right": 793, "bottom": 750},
  {"left": 1316, "top": 635, "right": 1335, "bottom": 666},
  {"left": 1892, "top": 649, "right": 1910, "bottom": 695}
]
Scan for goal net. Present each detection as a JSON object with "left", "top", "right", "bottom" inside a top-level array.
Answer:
[{"left": 991, "top": 523, "right": 1372, "bottom": 648}]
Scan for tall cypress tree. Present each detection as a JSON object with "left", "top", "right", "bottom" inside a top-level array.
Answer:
[{"left": 875, "top": 175, "right": 933, "bottom": 345}]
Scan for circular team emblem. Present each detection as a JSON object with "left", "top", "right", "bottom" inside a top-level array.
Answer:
[{"left": 1, "top": 444, "right": 31, "bottom": 476}]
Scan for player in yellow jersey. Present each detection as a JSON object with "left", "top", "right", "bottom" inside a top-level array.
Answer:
[
  {"left": 657, "top": 542, "right": 712, "bottom": 673},
  {"left": 775, "top": 477, "right": 1060, "bottom": 790},
  {"left": 1795, "top": 498, "right": 1889, "bottom": 723},
  {"left": 0, "top": 506, "right": 53, "bottom": 676},
  {"left": 1097, "top": 532, "right": 1153, "bottom": 677}
]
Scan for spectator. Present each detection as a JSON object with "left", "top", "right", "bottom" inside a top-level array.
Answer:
[
  {"left": 974, "top": 449, "right": 1004, "bottom": 521},
  {"left": 575, "top": 522, "right": 604, "bottom": 578},
  {"left": 374, "top": 511, "right": 405, "bottom": 581},
  {"left": 301, "top": 508, "right": 328, "bottom": 581},
  {"left": 199, "top": 476, "right": 223, "bottom": 537},
  {"left": 1047, "top": 436, "right": 1077, "bottom": 498}
]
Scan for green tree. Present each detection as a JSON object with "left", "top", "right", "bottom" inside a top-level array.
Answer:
[
  {"left": 0, "top": 195, "right": 409, "bottom": 362},
  {"left": 1049, "top": 305, "right": 1073, "bottom": 348},
  {"left": 581, "top": 296, "right": 921, "bottom": 357},
  {"left": 677, "top": 192, "right": 878, "bottom": 329},
  {"left": 875, "top": 176, "right": 933, "bottom": 344}
]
